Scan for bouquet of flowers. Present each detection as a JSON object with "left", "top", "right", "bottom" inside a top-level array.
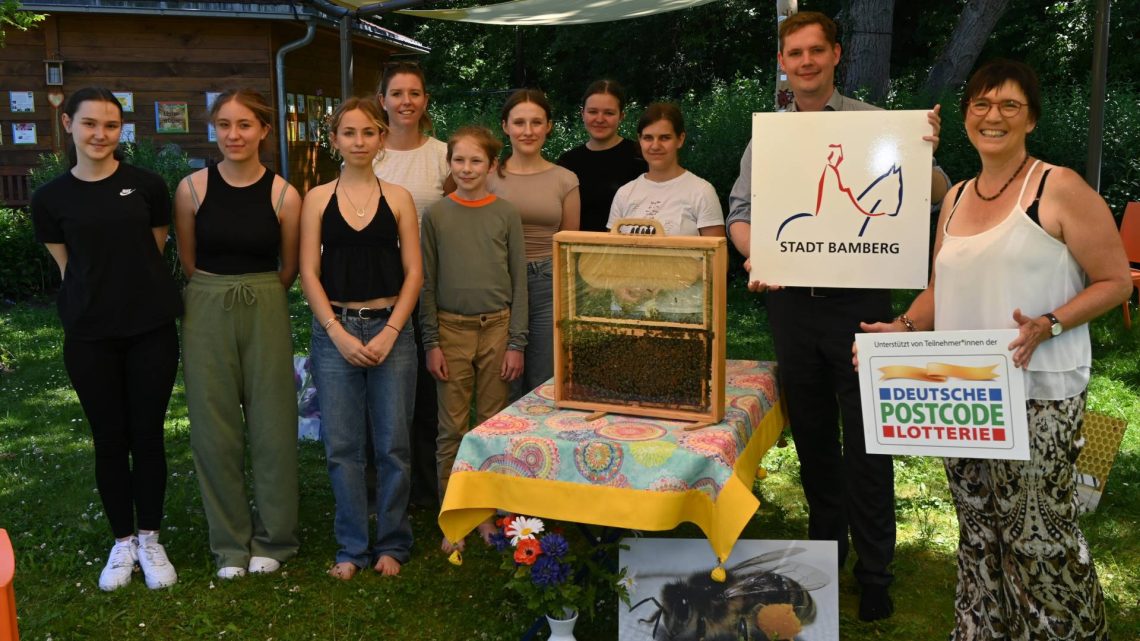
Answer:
[{"left": 491, "top": 515, "right": 583, "bottom": 619}]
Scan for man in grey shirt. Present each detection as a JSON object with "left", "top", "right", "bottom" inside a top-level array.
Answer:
[{"left": 726, "top": 11, "right": 949, "bottom": 622}]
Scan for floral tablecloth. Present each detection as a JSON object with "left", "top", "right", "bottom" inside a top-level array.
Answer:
[{"left": 438, "top": 360, "right": 786, "bottom": 564}]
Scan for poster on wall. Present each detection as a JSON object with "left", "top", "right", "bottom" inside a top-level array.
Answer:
[
  {"left": 12, "top": 123, "right": 37, "bottom": 144},
  {"left": 748, "top": 110, "right": 933, "bottom": 289},
  {"left": 297, "top": 121, "right": 307, "bottom": 142},
  {"left": 9, "top": 91, "right": 35, "bottom": 113},
  {"left": 619, "top": 538, "right": 839, "bottom": 641},
  {"left": 155, "top": 101, "right": 190, "bottom": 133},
  {"left": 121, "top": 123, "right": 136, "bottom": 143},
  {"left": 112, "top": 92, "right": 134, "bottom": 113},
  {"left": 855, "top": 328, "right": 1029, "bottom": 460},
  {"left": 286, "top": 93, "right": 296, "bottom": 113}
]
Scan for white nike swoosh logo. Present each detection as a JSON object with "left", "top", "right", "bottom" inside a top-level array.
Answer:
[{"left": 119, "top": 189, "right": 135, "bottom": 196}]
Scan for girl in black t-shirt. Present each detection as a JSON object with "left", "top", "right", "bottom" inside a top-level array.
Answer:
[
  {"left": 557, "top": 80, "right": 647, "bottom": 232},
  {"left": 30, "top": 87, "right": 182, "bottom": 592}
]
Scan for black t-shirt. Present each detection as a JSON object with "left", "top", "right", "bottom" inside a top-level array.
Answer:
[
  {"left": 557, "top": 138, "right": 647, "bottom": 233},
  {"left": 31, "top": 162, "right": 183, "bottom": 339}
]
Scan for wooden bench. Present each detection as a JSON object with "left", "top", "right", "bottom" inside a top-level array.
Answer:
[{"left": 0, "top": 168, "right": 32, "bottom": 208}]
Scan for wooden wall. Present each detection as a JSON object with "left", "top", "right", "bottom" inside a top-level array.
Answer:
[{"left": 0, "top": 14, "right": 406, "bottom": 194}]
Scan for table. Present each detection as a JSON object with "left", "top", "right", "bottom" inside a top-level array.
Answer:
[{"left": 437, "top": 360, "right": 786, "bottom": 565}]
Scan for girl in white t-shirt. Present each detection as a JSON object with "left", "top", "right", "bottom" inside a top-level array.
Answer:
[
  {"left": 607, "top": 102, "right": 725, "bottom": 238},
  {"left": 607, "top": 103, "right": 724, "bottom": 320}
]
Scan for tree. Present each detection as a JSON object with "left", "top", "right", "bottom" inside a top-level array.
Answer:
[
  {"left": 0, "top": 0, "right": 45, "bottom": 47},
  {"left": 922, "top": 0, "right": 1012, "bottom": 96},
  {"left": 841, "top": 0, "right": 896, "bottom": 102}
]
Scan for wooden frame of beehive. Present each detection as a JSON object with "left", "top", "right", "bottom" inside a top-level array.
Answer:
[{"left": 552, "top": 230, "right": 727, "bottom": 423}]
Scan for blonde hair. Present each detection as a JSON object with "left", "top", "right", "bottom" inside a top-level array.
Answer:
[
  {"left": 328, "top": 96, "right": 388, "bottom": 135},
  {"left": 447, "top": 125, "right": 502, "bottom": 163}
]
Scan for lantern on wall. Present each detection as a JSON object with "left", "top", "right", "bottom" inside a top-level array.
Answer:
[{"left": 44, "top": 59, "right": 64, "bottom": 86}]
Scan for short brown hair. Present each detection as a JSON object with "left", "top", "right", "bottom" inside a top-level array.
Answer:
[
  {"left": 779, "top": 11, "right": 838, "bottom": 51},
  {"left": 447, "top": 125, "right": 502, "bottom": 163},
  {"left": 637, "top": 102, "right": 685, "bottom": 137},
  {"left": 960, "top": 59, "right": 1042, "bottom": 124},
  {"left": 209, "top": 89, "right": 274, "bottom": 129}
]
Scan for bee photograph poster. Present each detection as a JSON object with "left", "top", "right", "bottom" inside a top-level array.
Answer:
[
  {"left": 619, "top": 538, "right": 838, "bottom": 641},
  {"left": 855, "top": 328, "right": 1030, "bottom": 460},
  {"left": 748, "top": 111, "right": 932, "bottom": 289}
]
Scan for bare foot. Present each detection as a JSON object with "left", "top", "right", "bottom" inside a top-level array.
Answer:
[
  {"left": 476, "top": 519, "right": 497, "bottom": 545},
  {"left": 373, "top": 555, "right": 402, "bottom": 576},
  {"left": 440, "top": 536, "right": 466, "bottom": 554},
  {"left": 328, "top": 561, "right": 357, "bottom": 580}
]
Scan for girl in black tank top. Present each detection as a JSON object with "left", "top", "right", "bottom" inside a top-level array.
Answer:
[
  {"left": 298, "top": 97, "right": 423, "bottom": 580},
  {"left": 173, "top": 90, "right": 303, "bottom": 580}
]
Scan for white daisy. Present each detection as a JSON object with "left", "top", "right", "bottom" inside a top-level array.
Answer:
[{"left": 506, "top": 516, "right": 544, "bottom": 545}]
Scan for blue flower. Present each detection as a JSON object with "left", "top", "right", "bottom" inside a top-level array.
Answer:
[
  {"left": 530, "top": 555, "right": 571, "bottom": 588},
  {"left": 540, "top": 533, "right": 569, "bottom": 559},
  {"left": 489, "top": 532, "right": 510, "bottom": 552}
]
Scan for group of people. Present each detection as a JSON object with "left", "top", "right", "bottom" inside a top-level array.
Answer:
[{"left": 29, "top": 9, "right": 1129, "bottom": 639}]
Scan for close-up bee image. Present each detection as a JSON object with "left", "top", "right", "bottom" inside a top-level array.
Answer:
[{"left": 620, "top": 540, "right": 838, "bottom": 641}]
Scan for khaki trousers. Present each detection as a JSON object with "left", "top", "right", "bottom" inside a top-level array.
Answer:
[{"left": 435, "top": 308, "right": 511, "bottom": 500}]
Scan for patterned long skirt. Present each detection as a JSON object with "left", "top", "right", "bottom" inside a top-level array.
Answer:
[{"left": 944, "top": 392, "right": 1108, "bottom": 641}]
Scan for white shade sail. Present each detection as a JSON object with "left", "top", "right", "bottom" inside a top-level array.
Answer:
[{"left": 393, "top": 0, "right": 721, "bottom": 26}]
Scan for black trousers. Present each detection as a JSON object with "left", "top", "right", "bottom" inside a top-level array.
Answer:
[
  {"left": 63, "top": 322, "right": 179, "bottom": 539},
  {"left": 409, "top": 302, "right": 440, "bottom": 506},
  {"left": 766, "top": 287, "right": 896, "bottom": 588}
]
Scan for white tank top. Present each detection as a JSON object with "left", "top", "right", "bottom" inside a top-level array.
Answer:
[{"left": 934, "top": 160, "right": 1090, "bottom": 400}]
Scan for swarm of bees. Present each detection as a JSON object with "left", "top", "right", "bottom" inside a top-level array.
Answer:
[{"left": 628, "top": 548, "right": 829, "bottom": 641}]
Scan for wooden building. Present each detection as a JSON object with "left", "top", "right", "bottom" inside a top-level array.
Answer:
[{"left": 0, "top": 0, "right": 427, "bottom": 204}]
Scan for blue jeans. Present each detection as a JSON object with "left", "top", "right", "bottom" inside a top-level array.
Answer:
[
  {"left": 310, "top": 314, "right": 415, "bottom": 567},
  {"left": 513, "top": 256, "right": 554, "bottom": 400}
]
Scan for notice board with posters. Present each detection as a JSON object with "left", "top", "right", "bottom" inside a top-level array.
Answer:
[
  {"left": 855, "top": 329, "right": 1029, "bottom": 460},
  {"left": 748, "top": 110, "right": 932, "bottom": 289}
]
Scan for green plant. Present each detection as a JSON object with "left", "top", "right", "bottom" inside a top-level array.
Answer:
[{"left": 0, "top": 207, "right": 58, "bottom": 301}]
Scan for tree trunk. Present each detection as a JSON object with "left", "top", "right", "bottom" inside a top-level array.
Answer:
[
  {"left": 842, "top": 0, "right": 895, "bottom": 102},
  {"left": 923, "top": 0, "right": 1013, "bottom": 97}
]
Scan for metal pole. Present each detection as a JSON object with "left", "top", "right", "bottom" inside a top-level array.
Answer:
[
  {"left": 276, "top": 22, "right": 317, "bottom": 181},
  {"left": 340, "top": 15, "right": 354, "bottom": 99},
  {"left": 1086, "top": 0, "right": 1110, "bottom": 191}
]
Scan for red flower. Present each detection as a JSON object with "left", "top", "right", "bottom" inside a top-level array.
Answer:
[
  {"left": 498, "top": 515, "right": 518, "bottom": 531},
  {"left": 514, "top": 538, "right": 542, "bottom": 565}
]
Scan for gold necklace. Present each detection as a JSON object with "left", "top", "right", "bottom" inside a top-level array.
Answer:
[{"left": 341, "top": 180, "right": 376, "bottom": 218}]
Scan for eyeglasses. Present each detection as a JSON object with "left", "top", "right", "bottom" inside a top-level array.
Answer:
[{"left": 968, "top": 99, "right": 1026, "bottom": 118}]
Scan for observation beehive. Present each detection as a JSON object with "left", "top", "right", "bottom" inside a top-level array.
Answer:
[{"left": 552, "top": 230, "right": 727, "bottom": 423}]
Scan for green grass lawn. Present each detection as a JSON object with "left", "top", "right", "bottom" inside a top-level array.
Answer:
[{"left": 1, "top": 278, "right": 1137, "bottom": 640}]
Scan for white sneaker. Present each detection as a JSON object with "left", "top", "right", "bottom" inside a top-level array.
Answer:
[
  {"left": 248, "top": 556, "right": 281, "bottom": 574},
  {"left": 98, "top": 537, "right": 138, "bottom": 592},
  {"left": 216, "top": 566, "right": 246, "bottom": 580},
  {"left": 136, "top": 532, "right": 178, "bottom": 589}
]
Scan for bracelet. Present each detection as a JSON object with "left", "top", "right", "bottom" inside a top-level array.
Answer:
[
  {"left": 322, "top": 317, "right": 337, "bottom": 330},
  {"left": 384, "top": 323, "right": 400, "bottom": 334},
  {"left": 896, "top": 313, "right": 917, "bottom": 332}
]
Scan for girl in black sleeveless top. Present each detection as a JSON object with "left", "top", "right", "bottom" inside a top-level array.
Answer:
[
  {"left": 173, "top": 89, "right": 302, "bottom": 580},
  {"left": 299, "top": 97, "right": 423, "bottom": 580}
]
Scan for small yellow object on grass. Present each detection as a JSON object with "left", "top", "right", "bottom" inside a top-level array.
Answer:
[
  {"left": 755, "top": 603, "right": 802, "bottom": 640},
  {"left": 448, "top": 550, "right": 463, "bottom": 566}
]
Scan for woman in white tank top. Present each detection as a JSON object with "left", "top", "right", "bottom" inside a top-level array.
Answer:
[{"left": 861, "top": 60, "right": 1129, "bottom": 641}]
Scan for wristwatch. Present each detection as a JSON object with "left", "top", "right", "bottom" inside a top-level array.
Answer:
[{"left": 1043, "top": 312, "right": 1063, "bottom": 337}]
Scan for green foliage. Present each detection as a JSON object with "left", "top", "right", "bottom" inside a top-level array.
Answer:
[
  {"left": 0, "top": 0, "right": 45, "bottom": 47},
  {"left": 0, "top": 207, "right": 58, "bottom": 301}
]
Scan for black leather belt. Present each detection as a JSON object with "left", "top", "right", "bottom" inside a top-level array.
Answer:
[{"left": 330, "top": 304, "right": 393, "bottom": 319}]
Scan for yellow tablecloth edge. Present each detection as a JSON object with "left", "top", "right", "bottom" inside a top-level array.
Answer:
[{"left": 437, "top": 399, "right": 786, "bottom": 563}]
